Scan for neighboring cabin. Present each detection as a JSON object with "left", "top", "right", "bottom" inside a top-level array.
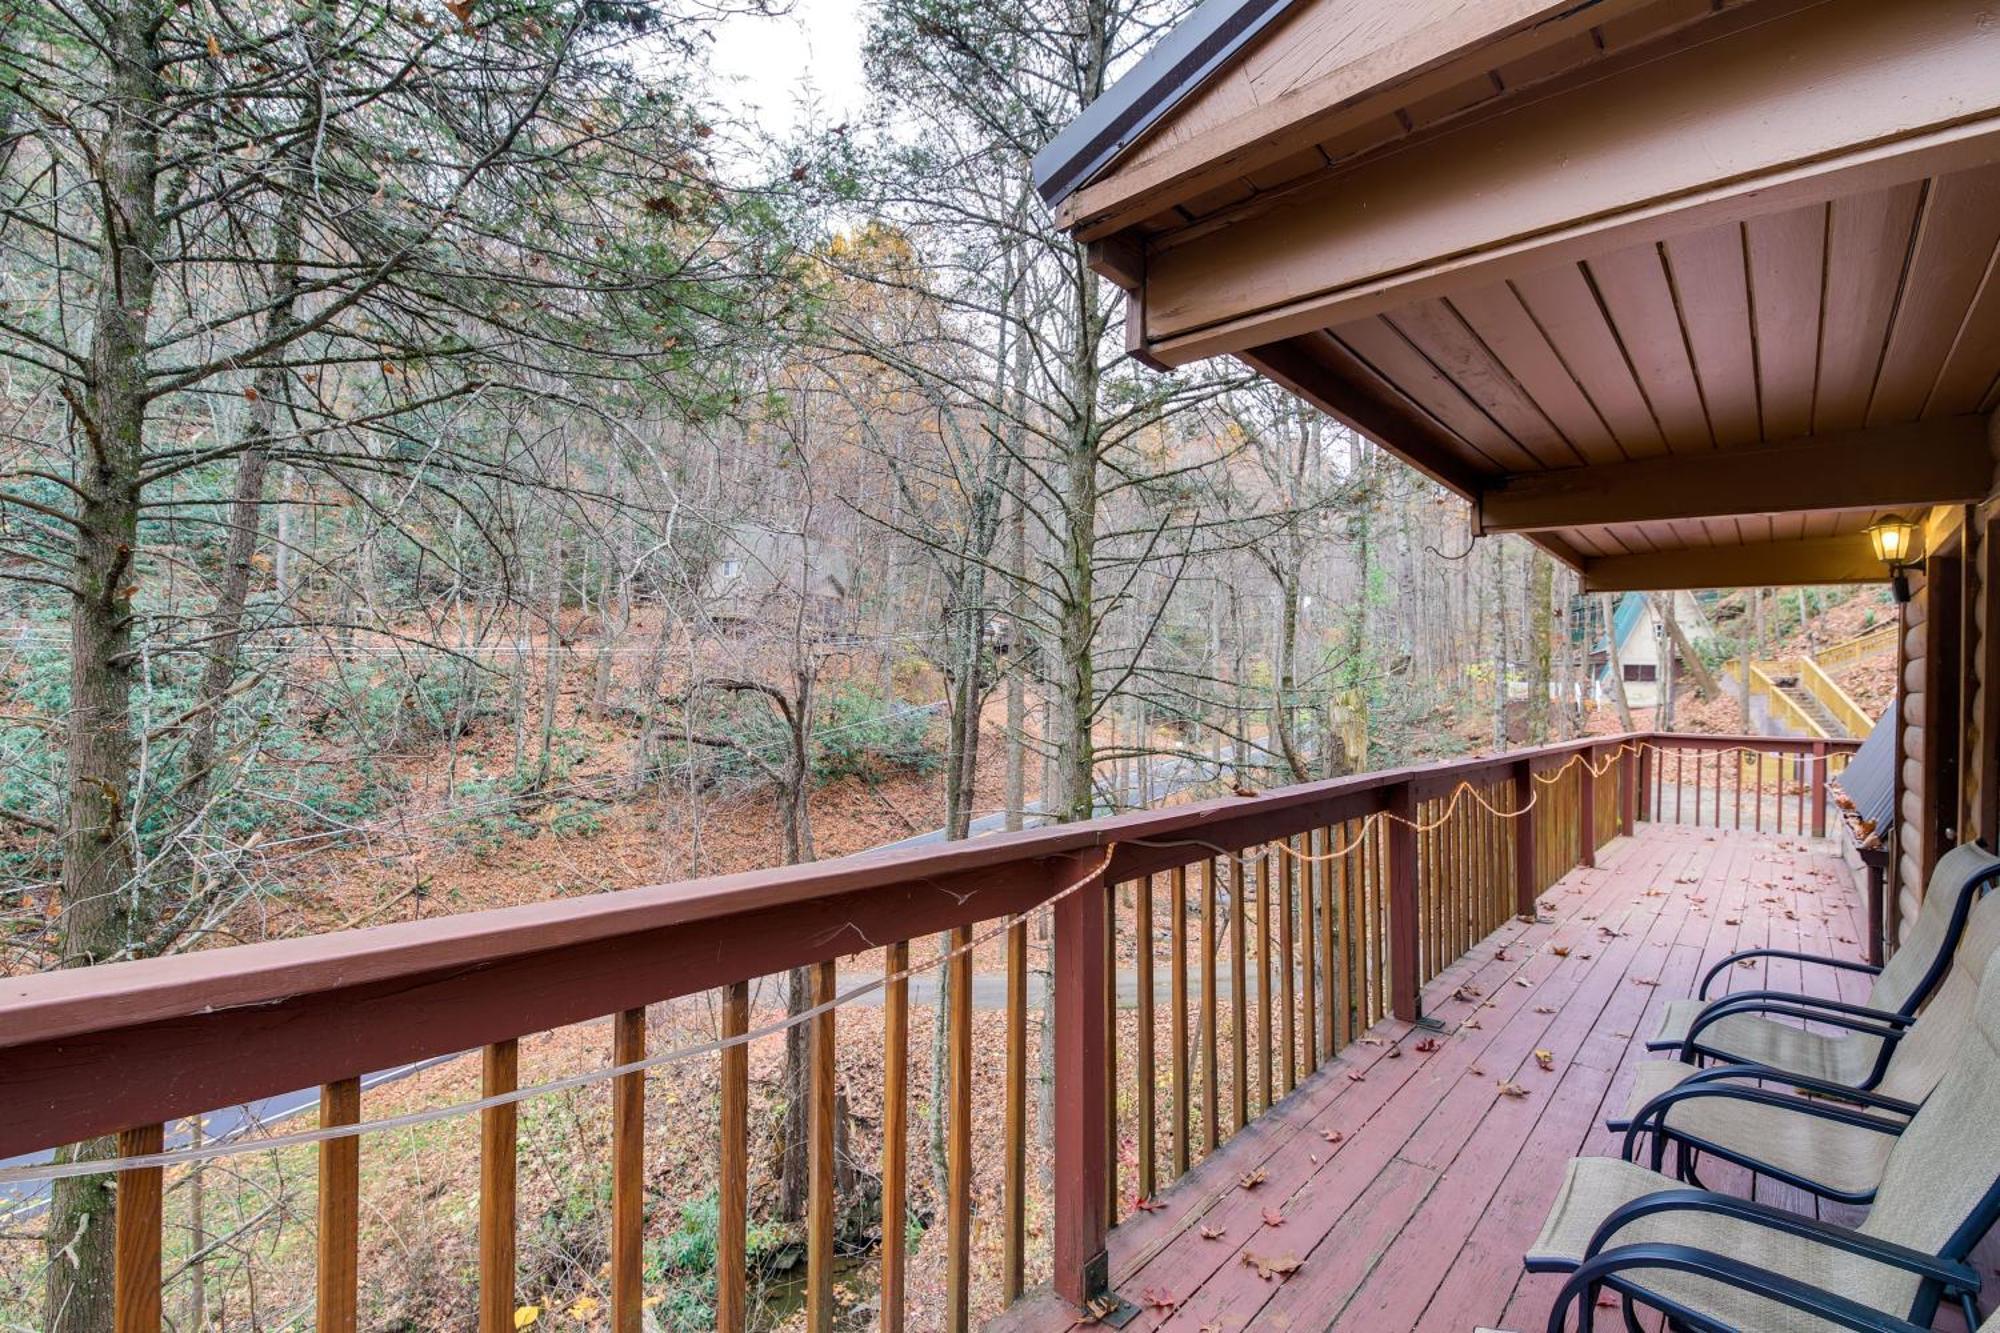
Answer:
[{"left": 1589, "top": 592, "right": 1715, "bottom": 709}]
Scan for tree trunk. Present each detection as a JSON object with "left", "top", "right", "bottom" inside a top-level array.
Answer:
[
  {"left": 1526, "top": 551, "right": 1553, "bottom": 743},
  {"left": 48, "top": 1, "right": 167, "bottom": 1322},
  {"left": 1601, "top": 595, "right": 1635, "bottom": 730}
]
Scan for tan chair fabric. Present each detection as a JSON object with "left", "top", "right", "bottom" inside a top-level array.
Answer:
[
  {"left": 1647, "top": 844, "right": 2000, "bottom": 1070},
  {"left": 1613, "top": 886, "right": 2000, "bottom": 1195},
  {"left": 1530, "top": 962, "right": 2000, "bottom": 1330}
]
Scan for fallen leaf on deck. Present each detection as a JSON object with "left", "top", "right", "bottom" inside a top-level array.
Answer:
[
  {"left": 1414, "top": 1037, "right": 1441, "bottom": 1053},
  {"left": 1140, "top": 1286, "right": 1180, "bottom": 1313},
  {"left": 1550, "top": 945, "right": 1572, "bottom": 957},
  {"left": 1319, "top": 1129, "right": 1343, "bottom": 1143},
  {"left": 1452, "top": 984, "right": 1483, "bottom": 1001},
  {"left": 1345, "top": 1070, "right": 1366, "bottom": 1082},
  {"left": 1239, "top": 1168, "right": 1267, "bottom": 1190},
  {"left": 1534, "top": 1049, "right": 1555, "bottom": 1071},
  {"left": 1385, "top": 1045, "right": 1403, "bottom": 1059},
  {"left": 1535, "top": 1005, "right": 1557, "bottom": 1014},
  {"left": 1632, "top": 977, "right": 1660, "bottom": 987},
  {"left": 1200, "top": 1224, "right": 1228, "bottom": 1241},
  {"left": 1358, "top": 1035, "right": 1387, "bottom": 1046},
  {"left": 1463, "top": 1018, "right": 1482, "bottom": 1029},
  {"left": 1514, "top": 977, "right": 1533, "bottom": 987},
  {"left": 1262, "top": 1206, "right": 1285, "bottom": 1228},
  {"left": 1242, "top": 1251, "right": 1305, "bottom": 1282},
  {"left": 1131, "top": 1195, "right": 1165, "bottom": 1213},
  {"left": 1497, "top": 1080, "right": 1531, "bottom": 1098}
]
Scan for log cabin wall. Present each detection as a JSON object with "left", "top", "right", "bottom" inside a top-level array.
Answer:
[
  {"left": 1896, "top": 567, "right": 1926, "bottom": 944},
  {"left": 1892, "top": 503, "right": 1999, "bottom": 948},
  {"left": 1976, "top": 501, "right": 2000, "bottom": 852}
]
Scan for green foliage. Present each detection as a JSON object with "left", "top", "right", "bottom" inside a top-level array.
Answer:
[
  {"left": 678, "top": 686, "right": 941, "bottom": 788},
  {"left": 643, "top": 1192, "right": 791, "bottom": 1331},
  {"left": 0, "top": 622, "right": 391, "bottom": 886},
  {"left": 811, "top": 687, "right": 941, "bottom": 782}
]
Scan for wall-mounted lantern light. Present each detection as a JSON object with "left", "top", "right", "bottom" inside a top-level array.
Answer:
[{"left": 1866, "top": 515, "right": 1921, "bottom": 604}]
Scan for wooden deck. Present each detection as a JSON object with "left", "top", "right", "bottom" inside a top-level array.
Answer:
[{"left": 993, "top": 822, "right": 1879, "bottom": 1333}]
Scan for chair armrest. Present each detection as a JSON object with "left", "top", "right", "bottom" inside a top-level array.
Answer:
[
  {"left": 1621, "top": 1082, "right": 1909, "bottom": 1167},
  {"left": 1544, "top": 1242, "right": 1936, "bottom": 1333},
  {"left": 1584, "top": 1188, "right": 1980, "bottom": 1291},
  {"left": 1668, "top": 1064, "right": 1922, "bottom": 1116},
  {"left": 1678, "top": 1000, "right": 1906, "bottom": 1065},
  {"left": 1688, "top": 989, "right": 1914, "bottom": 1028},
  {"left": 1699, "top": 948, "right": 1881, "bottom": 999}
]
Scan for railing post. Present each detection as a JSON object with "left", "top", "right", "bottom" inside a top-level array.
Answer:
[
  {"left": 1386, "top": 781, "right": 1421, "bottom": 1023},
  {"left": 1810, "top": 739, "right": 1828, "bottom": 838},
  {"left": 1513, "top": 758, "right": 1538, "bottom": 917},
  {"left": 1578, "top": 745, "right": 1597, "bottom": 868},
  {"left": 1636, "top": 742, "right": 1652, "bottom": 825},
  {"left": 1052, "top": 852, "right": 1110, "bottom": 1309},
  {"left": 1619, "top": 744, "right": 1635, "bottom": 837}
]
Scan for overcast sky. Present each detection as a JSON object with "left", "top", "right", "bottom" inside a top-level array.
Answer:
[{"left": 706, "top": 0, "right": 870, "bottom": 138}]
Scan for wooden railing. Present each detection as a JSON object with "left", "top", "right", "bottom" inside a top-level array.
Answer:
[
  {"left": 0, "top": 732, "right": 1770, "bottom": 1330},
  {"left": 1640, "top": 732, "right": 1858, "bottom": 839},
  {"left": 1797, "top": 655, "right": 1876, "bottom": 737},
  {"left": 1814, "top": 622, "right": 1898, "bottom": 672}
]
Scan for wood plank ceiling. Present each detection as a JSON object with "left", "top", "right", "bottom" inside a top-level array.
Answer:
[{"left": 1281, "top": 161, "right": 2000, "bottom": 562}]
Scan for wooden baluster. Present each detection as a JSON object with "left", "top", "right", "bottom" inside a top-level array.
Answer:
[
  {"left": 1387, "top": 782, "right": 1421, "bottom": 1022},
  {"left": 317, "top": 1079, "right": 360, "bottom": 1333},
  {"left": 1052, "top": 856, "right": 1109, "bottom": 1309},
  {"left": 1136, "top": 873, "right": 1155, "bottom": 1200},
  {"left": 116, "top": 1124, "right": 164, "bottom": 1333},
  {"left": 1256, "top": 849, "right": 1273, "bottom": 1112},
  {"left": 1754, "top": 748, "right": 1766, "bottom": 832},
  {"left": 1318, "top": 827, "right": 1338, "bottom": 1062},
  {"left": 1811, "top": 742, "right": 1828, "bottom": 838},
  {"left": 807, "top": 962, "right": 838, "bottom": 1333},
  {"left": 1200, "top": 857, "right": 1220, "bottom": 1155},
  {"left": 1339, "top": 822, "right": 1359, "bottom": 1044},
  {"left": 1299, "top": 835, "right": 1317, "bottom": 1074},
  {"left": 1692, "top": 748, "right": 1703, "bottom": 827},
  {"left": 612, "top": 1009, "right": 645, "bottom": 1333},
  {"left": 1169, "top": 864, "right": 1190, "bottom": 1179},
  {"left": 1102, "top": 889, "right": 1117, "bottom": 1220},
  {"left": 1229, "top": 852, "right": 1248, "bottom": 1133},
  {"left": 1578, "top": 752, "right": 1596, "bottom": 870},
  {"left": 883, "top": 943, "right": 911, "bottom": 1330},
  {"left": 1712, "top": 748, "right": 1724, "bottom": 829},
  {"left": 480, "top": 1040, "right": 518, "bottom": 1333},
  {"left": 1674, "top": 747, "right": 1684, "bottom": 825},
  {"left": 720, "top": 984, "right": 750, "bottom": 1333},
  {"left": 1278, "top": 845, "right": 1296, "bottom": 1096},
  {"left": 1003, "top": 923, "right": 1026, "bottom": 1306},
  {"left": 1728, "top": 740, "right": 1744, "bottom": 824},
  {"left": 945, "top": 929, "right": 973, "bottom": 1332}
]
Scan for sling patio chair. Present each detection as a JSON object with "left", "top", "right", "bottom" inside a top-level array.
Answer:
[
  {"left": 1602, "top": 878, "right": 2000, "bottom": 1205},
  {"left": 1644, "top": 843, "right": 2000, "bottom": 1086},
  {"left": 1522, "top": 959, "right": 2000, "bottom": 1332}
]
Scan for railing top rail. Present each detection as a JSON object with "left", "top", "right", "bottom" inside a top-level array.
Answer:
[
  {"left": 0, "top": 732, "right": 1630, "bottom": 1044},
  {"left": 0, "top": 731, "right": 1843, "bottom": 1157}
]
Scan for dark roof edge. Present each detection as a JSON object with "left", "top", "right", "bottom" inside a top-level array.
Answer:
[{"left": 1032, "top": 0, "right": 1296, "bottom": 212}]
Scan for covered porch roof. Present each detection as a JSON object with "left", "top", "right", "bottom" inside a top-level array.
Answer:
[{"left": 1036, "top": 0, "right": 2000, "bottom": 591}]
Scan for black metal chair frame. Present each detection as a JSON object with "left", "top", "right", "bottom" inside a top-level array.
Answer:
[
  {"left": 1644, "top": 861, "right": 2000, "bottom": 1079},
  {"left": 1527, "top": 1181, "right": 2000, "bottom": 1332}
]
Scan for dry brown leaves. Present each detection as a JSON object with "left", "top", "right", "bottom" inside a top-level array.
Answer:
[{"left": 1242, "top": 1252, "right": 1305, "bottom": 1282}]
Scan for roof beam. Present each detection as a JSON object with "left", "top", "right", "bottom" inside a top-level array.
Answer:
[
  {"left": 1580, "top": 535, "right": 1888, "bottom": 594},
  {"left": 1136, "top": 0, "right": 2000, "bottom": 365},
  {"left": 1475, "top": 418, "right": 2000, "bottom": 535}
]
